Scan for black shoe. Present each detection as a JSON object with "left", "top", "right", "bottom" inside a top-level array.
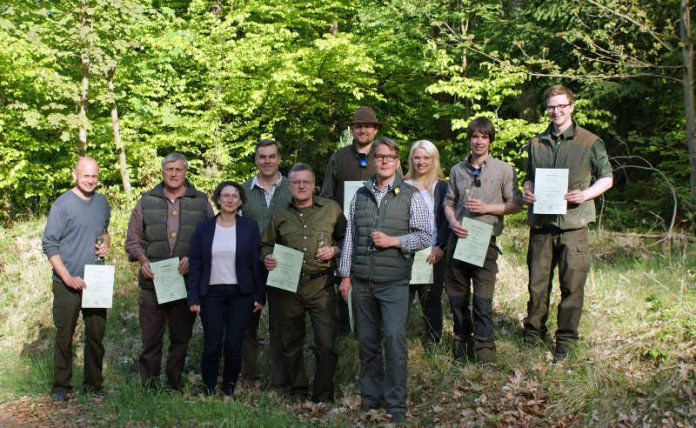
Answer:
[
  {"left": 389, "top": 412, "right": 406, "bottom": 425},
  {"left": 553, "top": 347, "right": 568, "bottom": 363},
  {"left": 360, "top": 400, "right": 384, "bottom": 411},
  {"left": 453, "top": 337, "right": 474, "bottom": 362},
  {"left": 475, "top": 347, "right": 496, "bottom": 364},
  {"left": 82, "top": 386, "right": 106, "bottom": 399},
  {"left": 50, "top": 389, "right": 69, "bottom": 402}
]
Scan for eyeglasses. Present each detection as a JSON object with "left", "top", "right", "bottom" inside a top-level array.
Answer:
[
  {"left": 358, "top": 153, "right": 368, "bottom": 168},
  {"left": 289, "top": 180, "right": 313, "bottom": 186},
  {"left": 546, "top": 103, "right": 571, "bottom": 112},
  {"left": 375, "top": 154, "right": 399, "bottom": 163}
]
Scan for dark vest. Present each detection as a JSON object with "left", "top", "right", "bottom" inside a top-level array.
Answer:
[
  {"left": 528, "top": 124, "right": 599, "bottom": 229},
  {"left": 139, "top": 183, "right": 209, "bottom": 288},
  {"left": 351, "top": 177, "right": 416, "bottom": 285},
  {"left": 242, "top": 176, "right": 292, "bottom": 234}
]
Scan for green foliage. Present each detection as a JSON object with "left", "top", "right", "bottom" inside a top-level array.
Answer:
[{"left": 1, "top": 0, "right": 695, "bottom": 231}]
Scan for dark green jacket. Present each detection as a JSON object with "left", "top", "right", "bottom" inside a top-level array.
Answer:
[
  {"left": 260, "top": 196, "right": 346, "bottom": 275},
  {"left": 352, "top": 176, "right": 416, "bottom": 285},
  {"left": 526, "top": 122, "right": 613, "bottom": 230}
]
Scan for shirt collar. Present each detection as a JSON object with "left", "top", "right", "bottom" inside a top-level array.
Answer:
[
  {"left": 290, "top": 195, "right": 325, "bottom": 210},
  {"left": 250, "top": 173, "right": 283, "bottom": 190},
  {"left": 547, "top": 120, "right": 577, "bottom": 141}
]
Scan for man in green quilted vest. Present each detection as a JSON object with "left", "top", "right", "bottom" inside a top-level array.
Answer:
[
  {"left": 338, "top": 138, "right": 431, "bottom": 424},
  {"left": 522, "top": 85, "right": 613, "bottom": 362},
  {"left": 125, "top": 153, "right": 214, "bottom": 390}
]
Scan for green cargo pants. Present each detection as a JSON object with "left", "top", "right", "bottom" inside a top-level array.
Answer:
[{"left": 523, "top": 226, "right": 590, "bottom": 350}]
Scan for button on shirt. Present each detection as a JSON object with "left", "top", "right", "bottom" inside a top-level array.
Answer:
[{"left": 261, "top": 196, "right": 346, "bottom": 275}]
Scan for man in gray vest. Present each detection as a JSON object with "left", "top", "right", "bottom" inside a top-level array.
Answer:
[
  {"left": 241, "top": 139, "right": 292, "bottom": 389},
  {"left": 321, "top": 106, "right": 381, "bottom": 335},
  {"left": 125, "top": 153, "right": 214, "bottom": 390},
  {"left": 522, "top": 85, "right": 613, "bottom": 362},
  {"left": 338, "top": 138, "right": 431, "bottom": 424},
  {"left": 43, "top": 157, "right": 111, "bottom": 401}
]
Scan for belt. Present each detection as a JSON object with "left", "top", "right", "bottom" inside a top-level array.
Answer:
[{"left": 300, "top": 271, "right": 329, "bottom": 282}]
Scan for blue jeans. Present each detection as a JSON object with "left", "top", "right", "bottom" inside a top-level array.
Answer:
[
  {"left": 200, "top": 285, "right": 254, "bottom": 394},
  {"left": 353, "top": 278, "right": 409, "bottom": 415}
]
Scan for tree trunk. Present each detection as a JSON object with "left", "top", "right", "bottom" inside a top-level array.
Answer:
[
  {"left": 107, "top": 65, "right": 131, "bottom": 193},
  {"left": 78, "top": 0, "right": 90, "bottom": 156},
  {"left": 680, "top": 0, "right": 696, "bottom": 202},
  {"left": 78, "top": 56, "right": 90, "bottom": 155}
]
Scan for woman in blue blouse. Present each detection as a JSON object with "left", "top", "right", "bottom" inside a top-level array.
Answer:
[{"left": 188, "top": 181, "right": 265, "bottom": 396}]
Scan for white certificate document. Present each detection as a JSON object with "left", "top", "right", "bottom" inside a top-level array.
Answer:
[
  {"left": 150, "top": 257, "right": 187, "bottom": 304},
  {"left": 533, "top": 168, "right": 569, "bottom": 215},
  {"left": 267, "top": 244, "right": 303, "bottom": 293},
  {"left": 410, "top": 247, "right": 433, "bottom": 284},
  {"left": 348, "top": 289, "right": 354, "bottom": 333},
  {"left": 344, "top": 181, "right": 365, "bottom": 210},
  {"left": 453, "top": 217, "right": 493, "bottom": 267},
  {"left": 82, "top": 264, "right": 115, "bottom": 308}
]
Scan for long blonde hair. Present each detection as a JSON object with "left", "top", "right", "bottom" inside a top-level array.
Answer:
[{"left": 404, "top": 140, "right": 445, "bottom": 195}]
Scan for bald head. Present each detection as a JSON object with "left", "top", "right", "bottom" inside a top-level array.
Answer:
[
  {"left": 75, "top": 156, "right": 99, "bottom": 174},
  {"left": 72, "top": 156, "right": 100, "bottom": 198}
]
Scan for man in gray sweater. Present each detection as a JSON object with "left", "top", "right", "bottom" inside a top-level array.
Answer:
[{"left": 42, "top": 157, "right": 111, "bottom": 402}]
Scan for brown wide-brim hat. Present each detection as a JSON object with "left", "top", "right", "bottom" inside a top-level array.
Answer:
[{"left": 349, "top": 106, "right": 382, "bottom": 127}]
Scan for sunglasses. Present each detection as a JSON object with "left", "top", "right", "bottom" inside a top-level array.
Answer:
[
  {"left": 358, "top": 153, "right": 368, "bottom": 168},
  {"left": 471, "top": 167, "right": 481, "bottom": 187}
]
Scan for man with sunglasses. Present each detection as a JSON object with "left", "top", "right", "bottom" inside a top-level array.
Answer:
[
  {"left": 320, "top": 106, "right": 382, "bottom": 335},
  {"left": 443, "top": 117, "right": 522, "bottom": 364},
  {"left": 522, "top": 85, "right": 613, "bottom": 362}
]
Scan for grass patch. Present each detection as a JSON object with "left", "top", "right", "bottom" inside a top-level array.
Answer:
[{"left": 1, "top": 211, "right": 694, "bottom": 425}]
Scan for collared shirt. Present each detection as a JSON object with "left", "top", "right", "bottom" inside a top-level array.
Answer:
[
  {"left": 250, "top": 173, "right": 283, "bottom": 207},
  {"left": 524, "top": 121, "right": 613, "bottom": 229},
  {"left": 338, "top": 178, "right": 432, "bottom": 277},
  {"left": 261, "top": 196, "right": 346, "bottom": 275},
  {"left": 444, "top": 155, "right": 522, "bottom": 236}
]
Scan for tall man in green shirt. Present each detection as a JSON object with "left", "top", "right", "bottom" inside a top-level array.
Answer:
[
  {"left": 261, "top": 163, "right": 346, "bottom": 402},
  {"left": 522, "top": 85, "right": 613, "bottom": 362},
  {"left": 241, "top": 139, "right": 292, "bottom": 387}
]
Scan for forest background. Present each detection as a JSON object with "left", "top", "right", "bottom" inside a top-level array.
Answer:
[
  {"left": 0, "top": 0, "right": 695, "bottom": 426},
  {"left": 2, "top": 0, "right": 696, "bottom": 234}
]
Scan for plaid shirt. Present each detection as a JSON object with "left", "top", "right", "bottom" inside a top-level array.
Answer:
[{"left": 338, "top": 179, "right": 431, "bottom": 277}]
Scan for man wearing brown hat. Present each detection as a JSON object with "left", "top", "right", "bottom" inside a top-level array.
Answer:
[
  {"left": 321, "top": 106, "right": 382, "bottom": 334},
  {"left": 320, "top": 106, "right": 382, "bottom": 211}
]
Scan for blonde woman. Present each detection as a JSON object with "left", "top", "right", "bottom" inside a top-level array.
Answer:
[{"left": 404, "top": 140, "right": 449, "bottom": 347}]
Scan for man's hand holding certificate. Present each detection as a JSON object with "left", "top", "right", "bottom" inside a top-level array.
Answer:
[
  {"left": 82, "top": 264, "right": 115, "bottom": 308},
  {"left": 150, "top": 257, "right": 187, "bottom": 304},
  {"left": 532, "top": 168, "right": 569, "bottom": 214},
  {"left": 453, "top": 217, "right": 494, "bottom": 267},
  {"left": 266, "top": 244, "right": 303, "bottom": 293}
]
